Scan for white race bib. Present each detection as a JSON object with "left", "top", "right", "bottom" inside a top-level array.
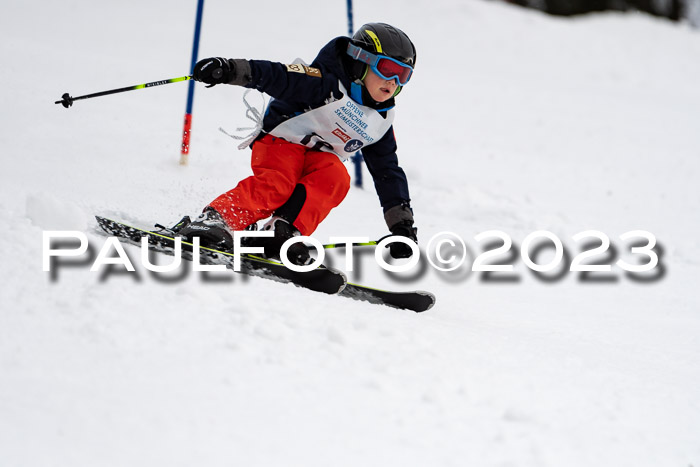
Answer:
[{"left": 269, "top": 82, "right": 394, "bottom": 161}]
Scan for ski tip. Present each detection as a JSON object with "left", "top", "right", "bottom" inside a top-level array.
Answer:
[
  {"left": 413, "top": 291, "right": 436, "bottom": 312},
  {"left": 325, "top": 266, "right": 348, "bottom": 294},
  {"left": 94, "top": 215, "right": 110, "bottom": 233}
]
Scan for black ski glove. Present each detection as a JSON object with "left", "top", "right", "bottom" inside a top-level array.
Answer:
[
  {"left": 384, "top": 203, "right": 418, "bottom": 259},
  {"left": 192, "top": 57, "right": 234, "bottom": 85}
]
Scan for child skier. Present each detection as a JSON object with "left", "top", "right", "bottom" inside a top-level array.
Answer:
[{"left": 179, "top": 23, "right": 418, "bottom": 265}]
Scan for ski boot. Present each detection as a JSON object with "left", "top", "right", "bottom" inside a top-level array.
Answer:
[
  {"left": 175, "top": 207, "right": 234, "bottom": 252},
  {"left": 245, "top": 217, "right": 311, "bottom": 266}
]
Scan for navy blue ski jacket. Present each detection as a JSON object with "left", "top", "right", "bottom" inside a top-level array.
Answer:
[{"left": 242, "top": 36, "right": 410, "bottom": 213}]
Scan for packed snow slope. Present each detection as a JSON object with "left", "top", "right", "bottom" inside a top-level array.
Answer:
[{"left": 1, "top": 0, "right": 700, "bottom": 466}]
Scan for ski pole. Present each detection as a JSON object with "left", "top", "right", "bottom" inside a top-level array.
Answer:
[
  {"left": 323, "top": 233, "right": 406, "bottom": 250},
  {"left": 323, "top": 240, "right": 379, "bottom": 250},
  {"left": 55, "top": 75, "right": 192, "bottom": 108}
]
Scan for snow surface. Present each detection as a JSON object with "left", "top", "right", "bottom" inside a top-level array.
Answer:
[{"left": 2, "top": 0, "right": 700, "bottom": 465}]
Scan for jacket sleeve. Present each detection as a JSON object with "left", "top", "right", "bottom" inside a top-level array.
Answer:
[
  {"left": 244, "top": 59, "right": 339, "bottom": 107},
  {"left": 361, "top": 126, "right": 411, "bottom": 213}
]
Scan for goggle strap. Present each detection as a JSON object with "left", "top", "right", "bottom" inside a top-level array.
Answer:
[
  {"left": 347, "top": 43, "right": 378, "bottom": 67},
  {"left": 347, "top": 43, "right": 361, "bottom": 60}
]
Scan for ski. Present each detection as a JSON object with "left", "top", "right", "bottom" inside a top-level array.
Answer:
[
  {"left": 95, "top": 216, "right": 347, "bottom": 294},
  {"left": 95, "top": 216, "right": 436, "bottom": 312},
  {"left": 323, "top": 241, "right": 436, "bottom": 312},
  {"left": 340, "top": 284, "right": 435, "bottom": 313}
]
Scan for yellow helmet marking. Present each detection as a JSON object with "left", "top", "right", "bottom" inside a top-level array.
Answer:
[{"left": 365, "top": 30, "right": 383, "bottom": 54}]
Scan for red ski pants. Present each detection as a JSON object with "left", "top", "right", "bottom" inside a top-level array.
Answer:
[{"left": 208, "top": 135, "right": 351, "bottom": 235}]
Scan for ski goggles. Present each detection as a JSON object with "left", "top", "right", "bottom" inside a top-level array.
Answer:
[{"left": 347, "top": 43, "right": 414, "bottom": 86}]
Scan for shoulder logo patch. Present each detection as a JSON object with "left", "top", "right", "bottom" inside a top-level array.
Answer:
[{"left": 286, "top": 64, "right": 322, "bottom": 78}]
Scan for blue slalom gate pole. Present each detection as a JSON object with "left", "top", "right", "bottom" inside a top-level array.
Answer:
[
  {"left": 346, "top": 0, "right": 364, "bottom": 188},
  {"left": 346, "top": 0, "right": 354, "bottom": 36},
  {"left": 180, "top": 0, "right": 205, "bottom": 165}
]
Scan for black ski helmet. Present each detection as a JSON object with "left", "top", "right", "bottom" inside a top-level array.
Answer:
[{"left": 347, "top": 23, "right": 416, "bottom": 82}]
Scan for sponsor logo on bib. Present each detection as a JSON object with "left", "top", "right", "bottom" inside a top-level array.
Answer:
[
  {"left": 332, "top": 128, "right": 351, "bottom": 143},
  {"left": 344, "top": 139, "right": 364, "bottom": 152}
]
